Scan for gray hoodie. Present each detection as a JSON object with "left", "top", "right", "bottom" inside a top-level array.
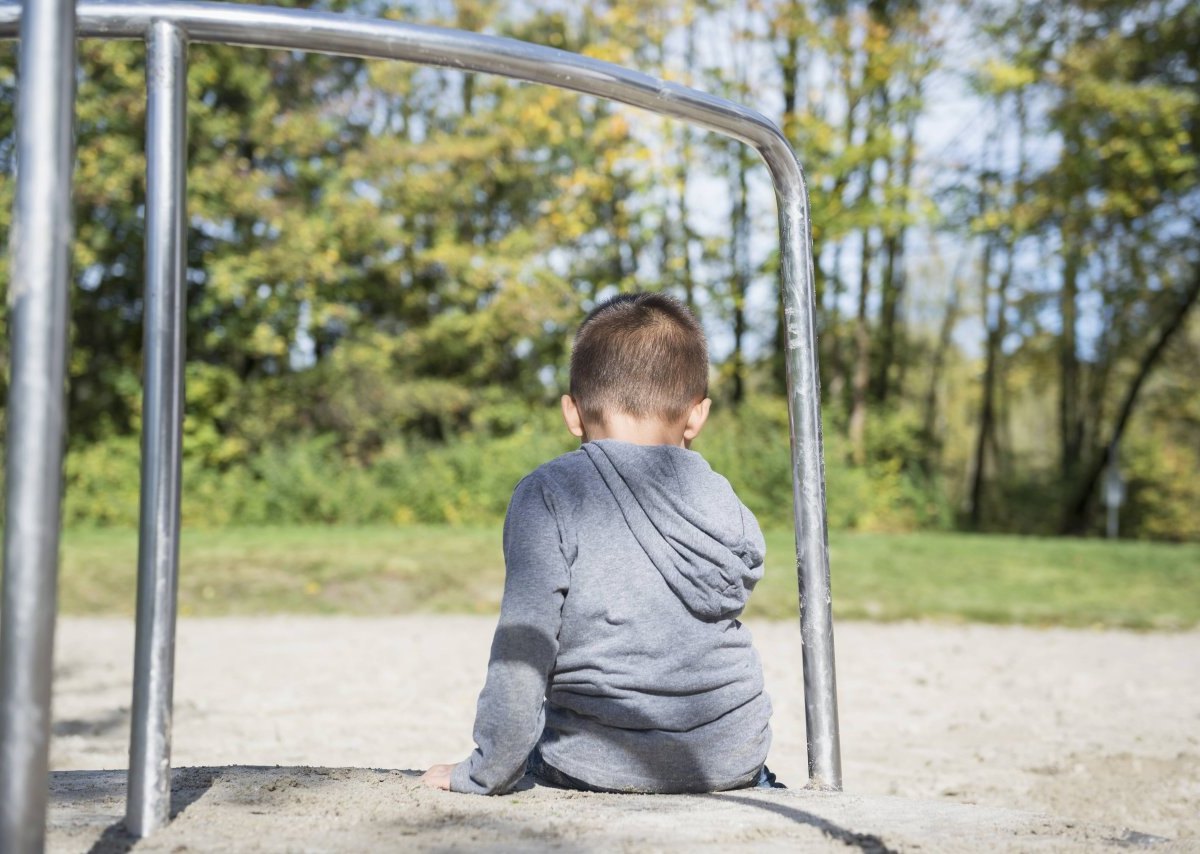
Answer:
[{"left": 450, "top": 439, "right": 772, "bottom": 795}]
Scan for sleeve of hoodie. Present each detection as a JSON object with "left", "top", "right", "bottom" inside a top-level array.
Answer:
[{"left": 450, "top": 474, "right": 571, "bottom": 795}]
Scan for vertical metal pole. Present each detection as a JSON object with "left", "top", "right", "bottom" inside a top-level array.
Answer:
[
  {"left": 773, "top": 167, "right": 843, "bottom": 790},
  {"left": 127, "top": 20, "right": 188, "bottom": 838},
  {"left": 0, "top": 0, "right": 77, "bottom": 850}
]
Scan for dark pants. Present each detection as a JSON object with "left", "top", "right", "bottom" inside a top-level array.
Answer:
[{"left": 526, "top": 747, "right": 787, "bottom": 792}]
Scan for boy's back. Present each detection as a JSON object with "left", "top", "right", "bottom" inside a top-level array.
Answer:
[
  {"left": 424, "top": 292, "right": 774, "bottom": 796},
  {"left": 450, "top": 439, "right": 771, "bottom": 795}
]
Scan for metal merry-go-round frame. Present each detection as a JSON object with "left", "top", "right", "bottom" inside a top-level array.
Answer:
[{"left": 0, "top": 0, "right": 842, "bottom": 849}]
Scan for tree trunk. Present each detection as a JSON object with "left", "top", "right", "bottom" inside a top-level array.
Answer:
[
  {"left": 826, "top": 246, "right": 848, "bottom": 406},
  {"left": 671, "top": 155, "right": 697, "bottom": 311},
  {"left": 921, "top": 255, "right": 963, "bottom": 467},
  {"left": 848, "top": 229, "right": 872, "bottom": 462},
  {"left": 825, "top": 26, "right": 862, "bottom": 410},
  {"left": 1061, "top": 269, "right": 1200, "bottom": 534},
  {"left": 873, "top": 228, "right": 901, "bottom": 404},
  {"left": 969, "top": 230, "right": 1014, "bottom": 529},
  {"left": 872, "top": 109, "right": 916, "bottom": 405},
  {"left": 971, "top": 90, "right": 1026, "bottom": 524},
  {"left": 729, "top": 145, "right": 751, "bottom": 406},
  {"left": 1060, "top": 218, "right": 1083, "bottom": 480},
  {"left": 772, "top": 0, "right": 803, "bottom": 395},
  {"left": 678, "top": 13, "right": 698, "bottom": 312},
  {"left": 848, "top": 10, "right": 888, "bottom": 461}
]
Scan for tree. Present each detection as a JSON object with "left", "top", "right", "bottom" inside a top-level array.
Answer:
[{"left": 987, "top": 0, "right": 1200, "bottom": 532}]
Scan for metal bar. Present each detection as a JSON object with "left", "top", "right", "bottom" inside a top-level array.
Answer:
[
  {"left": 773, "top": 181, "right": 843, "bottom": 791},
  {"left": 126, "top": 19, "right": 188, "bottom": 838},
  {"left": 0, "top": 2, "right": 783, "bottom": 152},
  {"left": 0, "top": 0, "right": 78, "bottom": 849},
  {"left": 0, "top": 0, "right": 842, "bottom": 792}
]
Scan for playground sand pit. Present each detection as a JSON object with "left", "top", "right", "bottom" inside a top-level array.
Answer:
[{"left": 47, "top": 616, "right": 1199, "bottom": 852}]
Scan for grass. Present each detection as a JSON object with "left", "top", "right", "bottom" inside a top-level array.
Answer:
[
  {"left": 757, "top": 530, "right": 1200, "bottom": 629},
  {"left": 55, "top": 526, "right": 1200, "bottom": 630}
]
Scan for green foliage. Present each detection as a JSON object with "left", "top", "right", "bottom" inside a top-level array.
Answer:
[
  {"left": 1121, "top": 426, "right": 1200, "bottom": 543},
  {"left": 698, "top": 397, "right": 952, "bottom": 532},
  {"left": 62, "top": 437, "right": 141, "bottom": 526},
  {"left": 968, "top": 0, "right": 1200, "bottom": 535},
  {"left": 0, "top": 0, "right": 1197, "bottom": 546},
  {"left": 61, "top": 397, "right": 950, "bottom": 533},
  {"left": 64, "top": 412, "right": 579, "bottom": 528}
]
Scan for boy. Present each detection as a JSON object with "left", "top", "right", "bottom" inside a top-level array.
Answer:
[{"left": 422, "top": 292, "right": 778, "bottom": 795}]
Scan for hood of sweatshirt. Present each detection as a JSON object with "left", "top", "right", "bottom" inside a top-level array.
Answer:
[{"left": 580, "top": 439, "right": 766, "bottom": 620}]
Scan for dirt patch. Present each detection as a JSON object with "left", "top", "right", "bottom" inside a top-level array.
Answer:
[
  {"left": 46, "top": 617, "right": 1199, "bottom": 851},
  {"left": 47, "top": 765, "right": 1176, "bottom": 853}
]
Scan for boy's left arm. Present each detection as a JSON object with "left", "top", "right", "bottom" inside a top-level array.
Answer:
[{"left": 422, "top": 476, "right": 570, "bottom": 795}]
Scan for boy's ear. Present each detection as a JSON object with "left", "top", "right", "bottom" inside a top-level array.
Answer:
[
  {"left": 682, "top": 397, "right": 712, "bottom": 443},
  {"left": 561, "top": 394, "right": 586, "bottom": 439}
]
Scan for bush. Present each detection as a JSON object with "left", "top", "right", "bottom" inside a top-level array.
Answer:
[
  {"left": 54, "top": 397, "right": 955, "bottom": 532},
  {"left": 64, "top": 437, "right": 141, "bottom": 526},
  {"left": 58, "top": 412, "right": 573, "bottom": 528},
  {"left": 699, "top": 398, "right": 951, "bottom": 532},
  {"left": 1121, "top": 425, "right": 1200, "bottom": 542}
]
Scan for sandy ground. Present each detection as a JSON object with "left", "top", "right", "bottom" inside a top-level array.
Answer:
[{"left": 46, "top": 617, "right": 1199, "bottom": 852}]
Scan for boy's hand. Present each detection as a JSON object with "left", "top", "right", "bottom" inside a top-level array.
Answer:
[{"left": 420, "top": 763, "right": 455, "bottom": 791}]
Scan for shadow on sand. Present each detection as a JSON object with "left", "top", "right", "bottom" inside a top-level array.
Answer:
[
  {"left": 715, "top": 793, "right": 895, "bottom": 853},
  {"left": 48, "top": 766, "right": 217, "bottom": 854}
]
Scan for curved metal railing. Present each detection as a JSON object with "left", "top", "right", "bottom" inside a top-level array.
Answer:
[{"left": 0, "top": 2, "right": 840, "bottom": 848}]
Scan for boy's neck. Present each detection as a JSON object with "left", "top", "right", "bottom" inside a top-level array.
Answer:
[{"left": 584, "top": 412, "right": 688, "bottom": 448}]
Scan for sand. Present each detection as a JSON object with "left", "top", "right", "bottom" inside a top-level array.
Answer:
[{"left": 46, "top": 616, "right": 1199, "bottom": 852}]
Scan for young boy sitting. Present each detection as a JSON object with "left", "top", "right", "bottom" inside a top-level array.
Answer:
[{"left": 421, "top": 292, "right": 779, "bottom": 795}]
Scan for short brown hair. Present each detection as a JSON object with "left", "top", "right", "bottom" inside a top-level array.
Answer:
[{"left": 569, "top": 292, "right": 708, "bottom": 426}]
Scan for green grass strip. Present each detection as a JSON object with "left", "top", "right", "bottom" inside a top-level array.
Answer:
[{"left": 55, "top": 526, "right": 1200, "bottom": 629}]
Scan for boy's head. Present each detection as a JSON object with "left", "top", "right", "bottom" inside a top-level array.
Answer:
[{"left": 562, "top": 292, "right": 711, "bottom": 446}]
